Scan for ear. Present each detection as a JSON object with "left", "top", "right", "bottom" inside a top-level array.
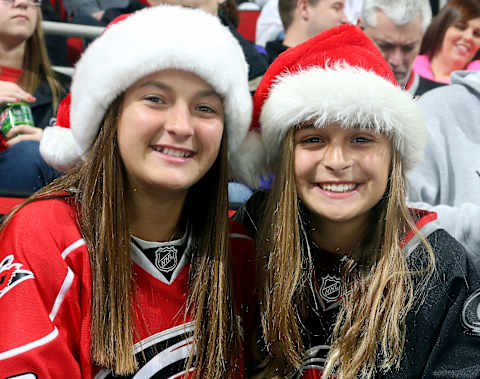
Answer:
[{"left": 297, "top": 0, "right": 310, "bottom": 21}]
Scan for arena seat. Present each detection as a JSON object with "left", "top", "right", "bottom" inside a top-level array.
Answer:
[{"left": 237, "top": 8, "right": 261, "bottom": 42}]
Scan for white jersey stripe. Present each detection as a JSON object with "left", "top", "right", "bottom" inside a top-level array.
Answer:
[
  {"left": 49, "top": 267, "right": 74, "bottom": 321},
  {"left": 0, "top": 327, "right": 58, "bottom": 360},
  {"left": 230, "top": 233, "right": 253, "bottom": 241},
  {"left": 61, "top": 239, "right": 86, "bottom": 260}
]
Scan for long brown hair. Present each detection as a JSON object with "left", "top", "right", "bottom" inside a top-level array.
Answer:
[
  {"left": 258, "top": 127, "right": 435, "bottom": 378},
  {"left": 21, "top": 9, "right": 64, "bottom": 110},
  {"left": 420, "top": 0, "right": 480, "bottom": 62},
  {"left": 0, "top": 95, "right": 240, "bottom": 377}
]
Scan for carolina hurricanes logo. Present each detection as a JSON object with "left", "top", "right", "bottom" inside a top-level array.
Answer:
[
  {"left": 95, "top": 322, "right": 195, "bottom": 379},
  {"left": 0, "top": 255, "right": 34, "bottom": 299}
]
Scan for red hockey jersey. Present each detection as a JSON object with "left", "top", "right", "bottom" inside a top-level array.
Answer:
[{"left": 0, "top": 197, "right": 256, "bottom": 378}]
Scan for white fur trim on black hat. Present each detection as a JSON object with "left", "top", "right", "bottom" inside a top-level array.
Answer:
[
  {"left": 41, "top": 5, "right": 252, "bottom": 170},
  {"left": 260, "top": 63, "right": 427, "bottom": 172}
]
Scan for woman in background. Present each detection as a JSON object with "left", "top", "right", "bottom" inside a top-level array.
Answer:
[
  {"left": 0, "top": 0, "right": 69, "bottom": 193},
  {"left": 414, "top": 0, "right": 480, "bottom": 83}
]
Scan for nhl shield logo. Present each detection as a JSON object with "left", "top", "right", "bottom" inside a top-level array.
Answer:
[
  {"left": 317, "top": 274, "right": 342, "bottom": 311},
  {"left": 155, "top": 246, "right": 178, "bottom": 273}
]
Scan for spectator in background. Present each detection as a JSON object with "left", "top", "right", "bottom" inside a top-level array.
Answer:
[
  {"left": 0, "top": 0, "right": 68, "bottom": 193},
  {"left": 407, "top": 70, "right": 480, "bottom": 268},
  {"left": 148, "top": 0, "right": 268, "bottom": 93},
  {"left": 414, "top": 0, "right": 480, "bottom": 83},
  {"left": 360, "top": 0, "right": 443, "bottom": 97},
  {"left": 256, "top": 0, "right": 360, "bottom": 48},
  {"left": 265, "top": 0, "right": 348, "bottom": 63}
]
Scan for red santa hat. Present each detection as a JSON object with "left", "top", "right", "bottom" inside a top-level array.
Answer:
[
  {"left": 40, "top": 5, "right": 252, "bottom": 172},
  {"left": 231, "top": 25, "right": 427, "bottom": 188}
]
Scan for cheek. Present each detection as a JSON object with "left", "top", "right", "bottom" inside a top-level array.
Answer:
[
  {"left": 362, "top": 150, "right": 391, "bottom": 184},
  {"left": 294, "top": 148, "right": 317, "bottom": 184},
  {"left": 198, "top": 121, "right": 224, "bottom": 155},
  {"left": 473, "top": 38, "right": 480, "bottom": 52}
]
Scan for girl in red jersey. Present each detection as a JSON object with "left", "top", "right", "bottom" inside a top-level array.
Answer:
[
  {"left": 0, "top": 5, "right": 255, "bottom": 378},
  {"left": 234, "top": 25, "right": 480, "bottom": 378}
]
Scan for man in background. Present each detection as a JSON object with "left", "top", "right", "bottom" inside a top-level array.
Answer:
[
  {"left": 265, "top": 0, "right": 348, "bottom": 63},
  {"left": 360, "top": 0, "right": 442, "bottom": 96}
]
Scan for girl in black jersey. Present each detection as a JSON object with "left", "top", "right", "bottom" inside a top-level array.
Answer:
[{"left": 234, "top": 25, "right": 480, "bottom": 378}]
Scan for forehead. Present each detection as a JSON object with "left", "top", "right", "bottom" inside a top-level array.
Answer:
[
  {"left": 365, "top": 10, "right": 422, "bottom": 45},
  {"left": 314, "top": 0, "right": 344, "bottom": 8},
  {"left": 128, "top": 69, "right": 220, "bottom": 98},
  {"left": 465, "top": 17, "right": 480, "bottom": 28}
]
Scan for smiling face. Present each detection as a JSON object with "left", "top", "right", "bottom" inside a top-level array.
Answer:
[
  {"left": 0, "top": 0, "right": 38, "bottom": 46},
  {"left": 437, "top": 17, "right": 480, "bottom": 68},
  {"left": 294, "top": 123, "right": 392, "bottom": 230},
  {"left": 117, "top": 69, "right": 224, "bottom": 197}
]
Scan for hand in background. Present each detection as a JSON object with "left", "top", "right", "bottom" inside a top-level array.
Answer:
[
  {"left": 5, "top": 124, "right": 43, "bottom": 146},
  {"left": 0, "top": 81, "right": 36, "bottom": 105}
]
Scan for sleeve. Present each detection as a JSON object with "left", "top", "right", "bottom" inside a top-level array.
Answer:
[
  {"left": 408, "top": 232, "right": 480, "bottom": 378},
  {"left": 406, "top": 98, "right": 448, "bottom": 207},
  {"left": 0, "top": 206, "right": 85, "bottom": 378},
  {"left": 406, "top": 91, "right": 480, "bottom": 269},
  {"left": 406, "top": 201, "right": 480, "bottom": 268}
]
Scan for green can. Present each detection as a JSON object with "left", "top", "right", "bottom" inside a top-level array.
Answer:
[{"left": 0, "top": 102, "right": 35, "bottom": 138}]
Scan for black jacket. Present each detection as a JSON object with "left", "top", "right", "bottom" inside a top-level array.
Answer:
[
  {"left": 234, "top": 191, "right": 480, "bottom": 378},
  {"left": 265, "top": 39, "right": 289, "bottom": 65},
  {"left": 31, "top": 72, "right": 71, "bottom": 129}
]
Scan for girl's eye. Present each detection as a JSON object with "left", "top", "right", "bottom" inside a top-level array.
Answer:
[
  {"left": 144, "top": 95, "right": 165, "bottom": 104},
  {"left": 352, "top": 136, "right": 373, "bottom": 144},
  {"left": 455, "top": 22, "right": 466, "bottom": 31},
  {"left": 196, "top": 104, "right": 217, "bottom": 114},
  {"left": 302, "top": 136, "right": 324, "bottom": 144}
]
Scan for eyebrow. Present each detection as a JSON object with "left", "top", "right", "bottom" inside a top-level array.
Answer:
[
  {"left": 373, "top": 38, "right": 419, "bottom": 46},
  {"left": 138, "top": 80, "right": 221, "bottom": 99}
]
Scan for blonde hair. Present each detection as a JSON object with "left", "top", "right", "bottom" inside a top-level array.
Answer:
[
  {"left": 0, "top": 96, "right": 240, "bottom": 377},
  {"left": 20, "top": 9, "right": 64, "bottom": 111},
  {"left": 259, "top": 127, "right": 435, "bottom": 378}
]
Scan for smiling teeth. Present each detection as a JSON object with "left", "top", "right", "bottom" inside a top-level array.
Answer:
[
  {"left": 320, "top": 183, "right": 356, "bottom": 192},
  {"left": 154, "top": 147, "right": 192, "bottom": 158}
]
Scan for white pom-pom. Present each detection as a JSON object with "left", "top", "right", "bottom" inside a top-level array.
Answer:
[
  {"left": 229, "top": 130, "right": 267, "bottom": 189},
  {"left": 40, "top": 126, "right": 82, "bottom": 172}
]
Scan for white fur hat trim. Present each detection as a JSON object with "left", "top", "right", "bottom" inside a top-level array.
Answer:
[
  {"left": 260, "top": 64, "right": 427, "bottom": 172},
  {"left": 41, "top": 5, "right": 252, "bottom": 170}
]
